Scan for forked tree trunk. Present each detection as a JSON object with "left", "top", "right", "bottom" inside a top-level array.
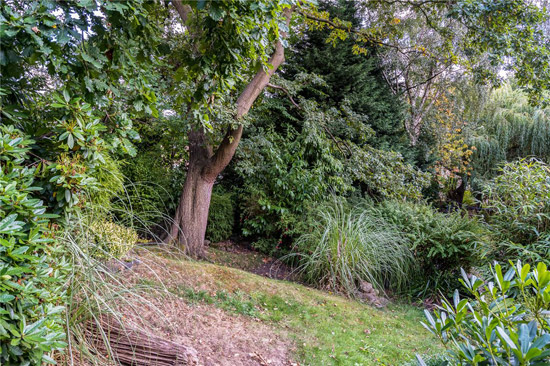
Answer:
[
  {"left": 167, "top": 131, "right": 215, "bottom": 257},
  {"left": 166, "top": 3, "right": 292, "bottom": 257}
]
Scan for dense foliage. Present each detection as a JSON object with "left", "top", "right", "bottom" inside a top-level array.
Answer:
[
  {"left": 364, "top": 200, "right": 486, "bottom": 297},
  {"left": 2, "top": 0, "right": 550, "bottom": 363},
  {"left": 235, "top": 75, "right": 429, "bottom": 253},
  {"left": 0, "top": 1, "right": 160, "bottom": 363},
  {"left": 469, "top": 84, "right": 550, "bottom": 185},
  {"left": 0, "top": 127, "right": 68, "bottom": 365},
  {"left": 286, "top": 0, "right": 409, "bottom": 154},
  {"left": 482, "top": 159, "right": 550, "bottom": 263},
  {"left": 206, "top": 188, "right": 235, "bottom": 243},
  {"left": 292, "top": 199, "right": 413, "bottom": 296},
  {"left": 422, "top": 261, "right": 550, "bottom": 365}
]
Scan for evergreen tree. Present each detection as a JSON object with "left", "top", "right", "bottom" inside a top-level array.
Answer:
[{"left": 285, "top": 0, "right": 409, "bottom": 154}]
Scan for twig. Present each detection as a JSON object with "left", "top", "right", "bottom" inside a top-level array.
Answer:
[{"left": 266, "top": 83, "right": 301, "bottom": 109}]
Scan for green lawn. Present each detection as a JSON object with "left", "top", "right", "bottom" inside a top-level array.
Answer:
[{"left": 136, "top": 250, "right": 443, "bottom": 365}]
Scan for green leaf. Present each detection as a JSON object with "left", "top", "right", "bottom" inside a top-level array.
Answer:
[
  {"left": 497, "top": 327, "right": 517, "bottom": 350},
  {"left": 0, "top": 214, "right": 21, "bottom": 232},
  {"left": 520, "top": 263, "right": 530, "bottom": 282},
  {"left": 196, "top": 0, "right": 206, "bottom": 10},
  {"left": 415, "top": 355, "right": 428, "bottom": 366},
  {"left": 67, "top": 133, "right": 74, "bottom": 148},
  {"left": 42, "top": 354, "right": 57, "bottom": 364},
  {"left": 208, "top": 4, "right": 225, "bottom": 21},
  {"left": 81, "top": 52, "right": 102, "bottom": 68},
  {"left": 62, "top": 89, "right": 70, "bottom": 103},
  {"left": 11, "top": 246, "right": 29, "bottom": 256},
  {"left": 0, "top": 294, "right": 15, "bottom": 303}
]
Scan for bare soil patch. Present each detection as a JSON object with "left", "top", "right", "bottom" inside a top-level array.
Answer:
[
  {"left": 207, "top": 241, "right": 297, "bottom": 282},
  {"left": 68, "top": 252, "right": 297, "bottom": 366},
  {"left": 120, "top": 294, "right": 295, "bottom": 366}
]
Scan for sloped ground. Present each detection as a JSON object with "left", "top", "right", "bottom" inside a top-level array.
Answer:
[
  {"left": 119, "top": 294, "right": 294, "bottom": 365},
  {"left": 112, "top": 247, "right": 441, "bottom": 365}
]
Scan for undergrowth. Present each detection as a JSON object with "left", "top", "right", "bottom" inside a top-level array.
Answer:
[{"left": 290, "top": 198, "right": 414, "bottom": 297}]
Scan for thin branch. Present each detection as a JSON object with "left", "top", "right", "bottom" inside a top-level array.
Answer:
[
  {"left": 297, "top": 9, "right": 409, "bottom": 54},
  {"left": 266, "top": 83, "right": 301, "bottom": 109}
]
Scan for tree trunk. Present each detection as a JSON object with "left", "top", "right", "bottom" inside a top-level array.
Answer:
[
  {"left": 166, "top": 129, "right": 214, "bottom": 258},
  {"left": 172, "top": 171, "right": 214, "bottom": 258},
  {"left": 166, "top": 3, "right": 293, "bottom": 257}
]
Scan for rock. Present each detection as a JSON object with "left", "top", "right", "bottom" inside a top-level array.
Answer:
[
  {"left": 359, "top": 280, "right": 374, "bottom": 294},
  {"left": 357, "top": 280, "right": 389, "bottom": 308}
]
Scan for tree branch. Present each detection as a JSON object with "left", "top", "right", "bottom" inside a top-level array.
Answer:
[
  {"left": 266, "top": 83, "right": 301, "bottom": 109},
  {"left": 171, "top": 0, "right": 191, "bottom": 23},
  {"left": 297, "top": 9, "right": 409, "bottom": 53},
  {"left": 202, "top": 7, "right": 294, "bottom": 182}
]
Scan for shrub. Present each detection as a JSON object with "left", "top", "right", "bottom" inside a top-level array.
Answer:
[
  {"left": 90, "top": 155, "right": 125, "bottom": 210},
  {"left": 236, "top": 126, "right": 349, "bottom": 253},
  {"left": 235, "top": 97, "right": 429, "bottom": 255},
  {"left": 119, "top": 150, "right": 185, "bottom": 233},
  {"left": 421, "top": 261, "right": 550, "bottom": 365},
  {"left": 0, "top": 127, "right": 68, "bottom": 365},
  {"left": 206, "top": 188, "right": 235, "bottom": 243},
  {"left": 292, "top": 199, "right": 414, "bottom": 296},
  {"left": 90, "top": 220, "right": 138, "bottom": 259},
  {"left": 364, "top": 200, "right": 486, "bottom": 297},
  {"left": 483, "top": 159, "right": 550, "bottom": 263}
]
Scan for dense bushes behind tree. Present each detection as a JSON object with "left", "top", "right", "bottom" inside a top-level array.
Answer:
[
  {"left": 235, "top": 97, "right": 429, "bottom": 254},
  {"left": 363, "top": 200, "right": 487, "bottom": 297},
  {"left": 206, "top": 188, "right": 236, "bottom": 243},
  {"left": 120, "top": 150, "right": 185, "bottom": 233},
  {"left": 286, "top": 0, "right": 410, "bottom": 155},
  {"left": 117, "top": 118, "right": 187, "bottom": 235}
]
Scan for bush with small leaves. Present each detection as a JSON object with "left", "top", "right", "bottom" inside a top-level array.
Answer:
[
  {"left": 206, "top": 188, "right": 235, "bottom": 243},
  {"left": 90, "top": 220, "right": 138, "bottom": 259}
]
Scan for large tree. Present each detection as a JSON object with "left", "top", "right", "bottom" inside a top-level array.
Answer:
[
  {"left": 286, "top": 0, "right": 409, "bottom": 154},
  {"left": 161, "top": 1, "right": 294, "bottom": 256},
  {"left": 161, "top": 0, "right": 550, "bottom": 257}
]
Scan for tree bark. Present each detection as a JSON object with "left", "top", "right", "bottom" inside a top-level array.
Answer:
[
  {"left": 166, "top": 129, "right": 214, "bottom": 258},
  {"left": 166, "top": 4, "right": 292, "bottom": 257}
]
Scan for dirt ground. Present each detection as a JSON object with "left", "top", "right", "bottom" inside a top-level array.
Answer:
[
  {"left": 77, "top": 251, "right": 298, "bottom": 366},
  {"left": 207, "top": 240, "right": 297, "bottom": 281},
  {"left": 121, "top": 295, "right": 295, "bottom": 366}
]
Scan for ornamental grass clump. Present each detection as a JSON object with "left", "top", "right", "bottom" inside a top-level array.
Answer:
[{"left": 292, "top": 199, "right": 414, "bottom": 297}]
